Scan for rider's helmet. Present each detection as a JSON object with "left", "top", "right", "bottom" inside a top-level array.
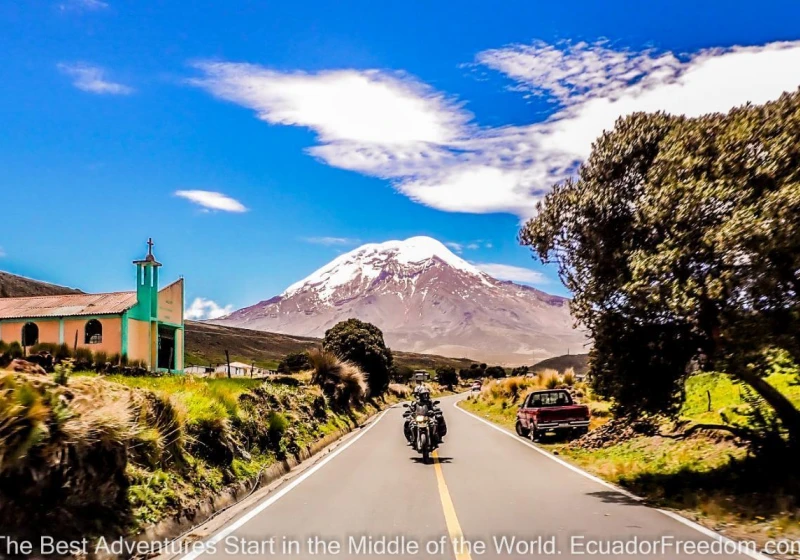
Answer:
[{"left": 415, "top": 385, "right": 432, "bottom": 403}]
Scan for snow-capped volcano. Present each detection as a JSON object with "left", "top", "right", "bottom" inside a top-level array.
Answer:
[
  {"left": 283, "top": 236, "right": 492, "bottom": 300},
  {"left": 215, "top": 236, "right": 588, "bottom": 365}
]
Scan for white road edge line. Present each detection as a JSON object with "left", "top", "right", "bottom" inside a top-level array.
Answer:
[
  {"left": 177, "top": 408, "right": 392, "bottom": 560},
  {"left": 453, "top": 399, "right": 773, "bottom": 560}
]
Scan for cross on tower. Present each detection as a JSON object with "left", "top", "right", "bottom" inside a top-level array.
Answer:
[{"left": 147, "top": 238, "right": 154, "bottom": 256}]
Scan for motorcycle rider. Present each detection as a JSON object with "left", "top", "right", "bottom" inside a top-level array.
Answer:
[{"left": 403, "top": 384, "right": 447, "bottom": 444}]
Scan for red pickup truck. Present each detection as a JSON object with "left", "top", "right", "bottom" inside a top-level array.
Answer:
[{"left": 515, "top": 389, "right": 590, "bottom": 442}]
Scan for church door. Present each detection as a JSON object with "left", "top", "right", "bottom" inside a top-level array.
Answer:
[{"left": 157, "top": 326, "right": 176, "bottom": 371}]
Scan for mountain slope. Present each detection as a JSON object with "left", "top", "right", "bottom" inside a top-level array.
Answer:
[
  {"left": 0, "top": 271, "right": 82, "bottom": 298},
  {"left": 215, "top": 237, "right": 588, "bottom": 365},
  {"left": 184, "top": 321, "right": 476, "bottom": 371}
]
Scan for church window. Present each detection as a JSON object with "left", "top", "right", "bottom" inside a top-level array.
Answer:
[{"left": 85, "top": 319, "right": 103, "bottom": 344}]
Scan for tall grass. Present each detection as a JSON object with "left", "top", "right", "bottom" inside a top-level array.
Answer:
[
  {"left": 388, "top": 383, "right": 412, "bottom": 398},
  {"left": 307, "top": 349, "right": 367, "bottom": 408}
]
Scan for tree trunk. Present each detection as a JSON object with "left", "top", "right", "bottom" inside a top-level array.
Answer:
[{"left": 734, "top": 367, "right": 800, "bottom": 446}]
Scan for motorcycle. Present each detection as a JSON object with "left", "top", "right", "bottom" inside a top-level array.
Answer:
[{"left": 403, "top": 401, "right": 440, "bottom": 464}]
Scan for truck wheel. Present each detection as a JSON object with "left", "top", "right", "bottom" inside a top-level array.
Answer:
[{"left": 515, "top": 421, "right": 530, "bottom": 438}]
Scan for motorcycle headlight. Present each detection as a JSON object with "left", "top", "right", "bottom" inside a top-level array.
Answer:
[{"left": 415, "top": 415, "right": 427, "bottom": 423}]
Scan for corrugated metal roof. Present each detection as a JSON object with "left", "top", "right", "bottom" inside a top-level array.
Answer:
[{"left": 0, "top": 291, "right": 138, "bottom": 319}]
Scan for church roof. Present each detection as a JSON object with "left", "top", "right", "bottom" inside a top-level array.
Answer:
[{"left": 0, "top": 291, "right": 138, "bottom": 320}]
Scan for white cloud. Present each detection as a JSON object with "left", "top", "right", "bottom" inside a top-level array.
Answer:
[
  {"left": 192, "top": 64, "right": 468, "bottom": 146},
  {"left": 446, "top": 240, "right": 490, "bottom": 253},
  {"left": 192, "top": 40, "right": 800, "bottom": 217},
  {"left": 57, "top": 63, "right": 132, "bottom": 95},
  {"left": 475, "top": 263, "right": 547, "bottom": 285},
  {"left": 174, "top": 190, "right": 248, "bottom": 213},
  {"left": 58, "top": 0, "right": 108, "bottom": 12},
  {"left": 476, "top": 40, "right": 680, "bottom": 105},
  {"left": 302, "top": 236, "right": 360, "bottom": 246},
  {"left": 185, "top": 297, "right": 234, "bottom": 320}
]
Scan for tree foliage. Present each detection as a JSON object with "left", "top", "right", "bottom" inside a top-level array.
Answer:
[
  {"left": 484, "top": 366, "right": 507, "bottom": 379},
  {"left": 511, "top": 365, "right": 530, "bottom": 377},
  {"left": 391, "top": 365, "right": 415, "bottom": 383},
  {"left": 323, "top": 318, "right": 393, "bottom": 397},
  {"left": 435, "top": 366, "right": 458, "bottom": 390},
  {"left": 277, "top": 351, "right": 311, "bottom": 374},
  {"left": 520, "top": 91, "right": 800, "bottom": 441}
]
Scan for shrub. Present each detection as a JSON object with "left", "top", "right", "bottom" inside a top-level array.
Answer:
[
  {"left": 506, "top": 378, "right": 522, "bottom": 402},
  {"left": 308, "top": 348, "right": 367, "bottom": 408},
  {"left": 94, "top": 351, "right": 109, "bottom": 370},
  {"left": 544, "top": 373, "right": 561, "bottom": 390},
  {"left": 390, "top": 365, "right": 414, "bottom": 383},
  {"left": 132, "top": 392, "right": 185, "bottom": 466},
  {"left": 188, "top": 416, "right": 236, "bottom": 465},
  {"left": 388, "top": 383, "right": 412, "bottom": 398},
  {"left": 563, "top": 369, "right": 576, "bottom": 387},
  {"left": 55, "top": 343, "right": 71, "bottom": 362},
  {"left": 485, "top": 365, "right": 507, "bottom": 378},
  {"left": 0, "top": 373, "right": 56, "bottom": 471},
  {"left": 435, "top": 366, "right": 458, "bottom": 390},
  {"left": 6, "top": 342, "right": 23, "bottom": 360},
  {"left": 277, "top": 351, "right": 311, "bottom": 374},
  {"left": 0, "top": 373, "right": 132, "bottom": 540},
  {"left": 323, "top": 318, "right": 392, "bottom": 397},
  {"left": 30, "top": 342, "right": 60, "bottom": 356},
  {"left": 53, "top": 361, "right": 73, "bottom": 386},
  {"left": 74, "top": 348, "right": 93, "bottom": 369},
  {"left": 268, "top": 412, "right": 289, "bottom": 435}
]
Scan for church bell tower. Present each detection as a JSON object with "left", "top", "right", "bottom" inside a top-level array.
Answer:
[{"left": 132, "top": 237, "right": 162, "bottom": 321}]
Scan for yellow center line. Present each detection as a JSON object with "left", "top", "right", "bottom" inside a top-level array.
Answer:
[{"left": 432, "top": 450, "right": 473, "bottom": 560}]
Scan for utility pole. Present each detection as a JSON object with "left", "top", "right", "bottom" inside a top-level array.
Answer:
[{"left": 225, "top": 350, "right": 231, "bottom": 379}]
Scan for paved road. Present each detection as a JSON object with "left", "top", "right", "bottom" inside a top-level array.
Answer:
[{"left": 175, "top": 394, "right": 763, "bottom": 560}]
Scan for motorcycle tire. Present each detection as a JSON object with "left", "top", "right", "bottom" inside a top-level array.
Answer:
[{"left": 420, "top": 433, "right": 429, "bottom": 464}]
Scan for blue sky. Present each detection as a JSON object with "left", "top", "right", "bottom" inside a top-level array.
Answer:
[{"left": 1, "top": 0, "right": 799, "bottom": 318}]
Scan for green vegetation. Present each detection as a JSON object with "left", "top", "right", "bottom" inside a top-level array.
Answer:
[
  {"left": 458, "top": 362, "right": 508, "bottom": 380},
  {"left": 184, "top": 320, "right": 474, "bottom": 374},
  {"left": 462, "top": 370, "right": 605, "bottom": 430},
  {"left": 462, "top": 368, "right": 800, "bottom": 541},
  {"left": 435, "top": 365, "right": 458, "bottom": 390},
  {"left": 521, "top": 91, "right": 800, "bottom": 443},
  {"left": 307, "top": 348, "right": 368, "bottom": 408},
  {"left": 0, "top": 368, "right": 387, "bottom": 544},
  {"left": 323, "top": 318, "right": 393, "bottom": 397},
  {"left": 0, "top": 340, "right": 149, "bottom": 374},
  {"left": 278, "top": 351, "right": 312, "bottom": 373}
]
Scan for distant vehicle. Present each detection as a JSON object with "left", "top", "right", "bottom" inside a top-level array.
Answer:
[
  {"left": 515, "top": 389, "right": 589, "bottom": 442},
  {"left": 413, "top": 370, "right": 430, "bottom": 382},
  {"left": 470, "top": 381, "right": 481, "bottom": 392}
]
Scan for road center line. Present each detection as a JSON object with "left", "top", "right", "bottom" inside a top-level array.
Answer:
[{"left": 432, "top": 450, "right": 473, "bottom": 560}]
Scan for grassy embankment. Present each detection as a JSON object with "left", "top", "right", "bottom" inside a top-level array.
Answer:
[
  {"left": 460, "top": 370, "right": 800, "bottom": 542},
  {"left": 0, "top": 369, "right": 393, "bottom": 544}
]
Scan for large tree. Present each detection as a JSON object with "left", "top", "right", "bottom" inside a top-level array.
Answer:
[
  {"left": 520, "top": 91, "right": 800, "bottom": 443},
  {"left": 435, "top": 366, "right": 458, "bottom": 390},
  {"left": 323, "top": 318, "right": 393, "bottom": 397}
]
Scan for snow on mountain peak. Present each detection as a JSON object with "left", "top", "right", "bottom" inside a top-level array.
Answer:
[{"left": 283, "top": 236, "right": 490, "bottom": 298}]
